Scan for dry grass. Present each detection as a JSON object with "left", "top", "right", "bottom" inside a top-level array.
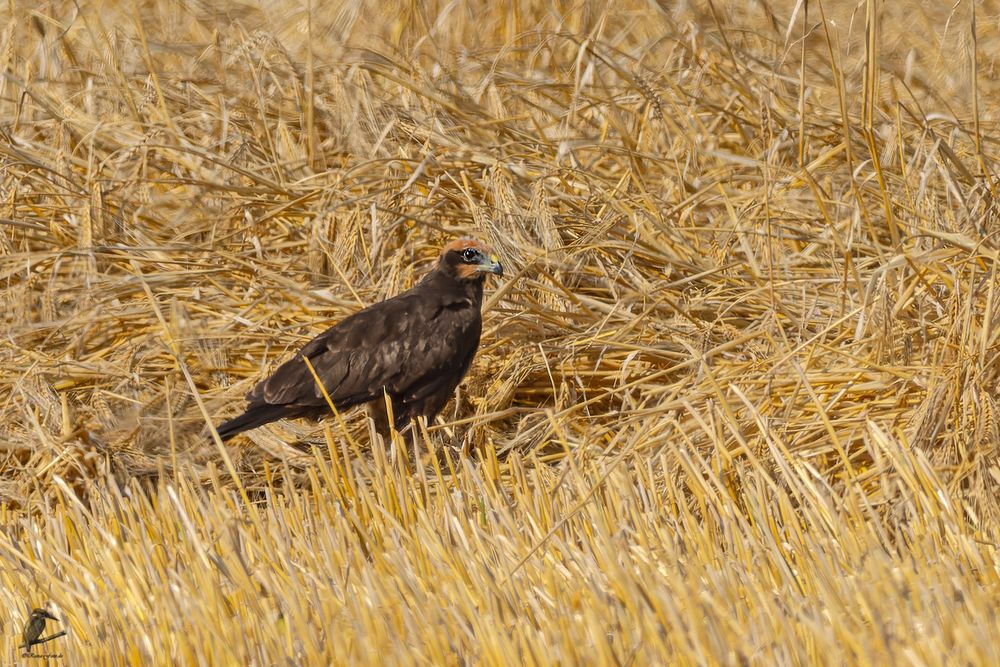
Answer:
[{"left": 2, "top": 0, "right": 999, "bottom": 663}]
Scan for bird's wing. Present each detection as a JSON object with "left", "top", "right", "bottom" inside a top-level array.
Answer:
[{"left": 247, "top": 290, "right": 478, "bottom": 410}]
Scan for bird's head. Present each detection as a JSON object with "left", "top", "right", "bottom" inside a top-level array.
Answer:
[
  {"left": 30, "top": 609, "right": 56, "bottom": 622},
  {"left": 438, "top": 238, "right": 504, "bottom": 282}
]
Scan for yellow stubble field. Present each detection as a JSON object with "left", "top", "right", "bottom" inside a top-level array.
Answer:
[{"left": 1, "top": 1, "right": 998, "bottom": 664}]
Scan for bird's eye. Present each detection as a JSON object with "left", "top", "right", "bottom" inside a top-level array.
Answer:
[{"left": 461, "top": 247, "right": 478, "bottom": 262}]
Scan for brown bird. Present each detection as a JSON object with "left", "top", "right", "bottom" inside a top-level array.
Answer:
[
  {"left": 21, "top": 608, "right": 57, "bottom": 652},
  {"left": 216, "top": 238, "right": 503, "bottom": 441}
]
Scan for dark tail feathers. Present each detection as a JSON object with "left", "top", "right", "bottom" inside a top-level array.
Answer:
[{"left": 215, "top": 403, "right": 295, "bottom": 441}]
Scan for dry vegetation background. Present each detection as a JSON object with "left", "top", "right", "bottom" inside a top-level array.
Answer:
[{"left": 2, "top": 0, "right": 999, "bottom": 663}]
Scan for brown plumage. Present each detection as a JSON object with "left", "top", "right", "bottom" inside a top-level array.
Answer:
[
  {"left": 216, "top": 238, "right": 503, "bottom": 441},
  {"left": 21, "top": 608, "right": 57, "bottom": 651}
]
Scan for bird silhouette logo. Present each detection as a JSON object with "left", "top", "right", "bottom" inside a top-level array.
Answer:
[{"left": 19, "top": 607, "right": 65, "bottom": 655}]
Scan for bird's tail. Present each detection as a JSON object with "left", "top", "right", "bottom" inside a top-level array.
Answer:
[{"left": 214, "top": 404, "right": 294, "bottom": 441}]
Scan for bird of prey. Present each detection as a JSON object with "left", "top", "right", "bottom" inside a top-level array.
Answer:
[
  {"left": 216, "top": 238, "right": 503, "bottom": 440},
  {"left": 21, "top": 608, "right": 58, "bottom": 652}
]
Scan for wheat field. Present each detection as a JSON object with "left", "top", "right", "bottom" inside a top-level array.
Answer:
[{"left": 1, "top": 0, "right": 999, "bottom": 664}]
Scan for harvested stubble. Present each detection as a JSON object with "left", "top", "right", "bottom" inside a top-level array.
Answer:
[{"left": 1, "top": 0, "right": 999, "bottom": 664}]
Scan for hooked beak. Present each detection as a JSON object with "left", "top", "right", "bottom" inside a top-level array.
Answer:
[{"left": 477, "top": 253, "right": 504, "bottom": 277}]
